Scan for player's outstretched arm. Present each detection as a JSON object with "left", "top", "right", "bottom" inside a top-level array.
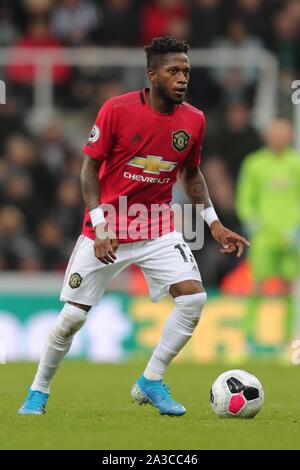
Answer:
[
  {"left": 80, "top": 154, "right": 118, "bottom": 264},
  {"left": 179, "top": 166, "right": 250, "bottom": 257},
  {"left": 80, "top": 154, "right": 102, "bottom": 210}
]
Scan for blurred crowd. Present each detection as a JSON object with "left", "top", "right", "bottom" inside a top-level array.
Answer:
[{"left": 0, "top": 0, "right": 299, "bottom": 286}]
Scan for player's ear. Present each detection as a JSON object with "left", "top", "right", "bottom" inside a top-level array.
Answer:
[{"left": 147, "top": 68, "right": 157, "bottom": 82}]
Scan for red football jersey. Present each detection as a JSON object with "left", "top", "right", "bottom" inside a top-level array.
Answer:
[{"left": 82, "top": 88, "right": 206, "bottom": 243}]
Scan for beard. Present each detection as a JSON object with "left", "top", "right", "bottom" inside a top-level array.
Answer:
[{"left": 155, "top": 82, "right": 185, "bottom": 105}]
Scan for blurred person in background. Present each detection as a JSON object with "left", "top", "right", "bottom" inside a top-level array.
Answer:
[
  {"left": 50, "top": 176, "right": 83, "bottom": 241},
  {"left": 211, "top": 17, "right": 263, "bottom": 105},
  {"left": 20, "top": 0, "right": 54, "bottom": 18},
  {"left": 4, "top": 133, "right": 54, "bottom": 208},
  {"left": 236, "top": 118, "right": 300, "bottom": 348},
  {"left": 269, "top": 3, "right": 300, "bottom": 117},
  {"left": 234, "top": 0, "right": 267, "bottom": 40},
  {"left": 0, "top": 205, "right": 38, "bottom": 270},
  {"left": 63, "top": 80, "right": 126, "bottom": 150},
  {"left": 186, "top": 0, "right": 224, "bottom": 109},
  {"left": 36, "top": 218, "right": 70, "bottom": 271},
  {"left": 286, "top": 0, "right": 300, "bottom": 22},
  {"left": 0, "top": 97, "right": 27, "bottom": 152},
  {"left": 165, "top": 15, "right": 191, "bottom": 42},
  {"left": 65, "top": 149, "right": 86, "bottom": 178},
  {"left": 190, "top": 0, "right": 224, "bottom": 48},
  {"left": 270, "top": 4, "right": 300, "bottom": 75},
  {"left": 68, "top": 72, "right": 127, "bottom": 117},
  {"left": 0, "top": 3, "right": 18, "bottom": 46},
  {"left": 51, "top": 0, "right": 101, "bottom": 46},
  {"left": 140, "top": 0, "right": 190, "bottom": 45},
  {"left": 94, "top": 0, "right": 139, "bottom": 47},
  {"left": 6, "top": 17, "right": 72, "bottom": 106},
  {"left": 37, "top": 121, "right": 70, "bottom": 180},
  {"left": 208, "top": 101, "right": 263, "bottom": 182},
  {"left": 12, "top": 0, "right": 54, "bottom": 33},
  {"left": 1, "top": 171, "right": 41, "bottom": 231}
]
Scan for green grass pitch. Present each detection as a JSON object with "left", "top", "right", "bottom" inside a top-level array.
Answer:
[{"left": 0, "top": 362, "right": 299, "bottom": 450}]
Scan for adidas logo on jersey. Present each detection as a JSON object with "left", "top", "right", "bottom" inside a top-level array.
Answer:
[{"left": 132, "top": 133, "right": 142, "bottom": 142}]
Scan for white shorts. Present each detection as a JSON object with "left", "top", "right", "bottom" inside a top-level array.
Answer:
[{"left": 60, "top": 231, "right": 202, "bottom": 306}]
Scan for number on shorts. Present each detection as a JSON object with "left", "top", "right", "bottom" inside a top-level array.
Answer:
[{"left": 174, "top": 243, "right": 189, "bottom": 262}]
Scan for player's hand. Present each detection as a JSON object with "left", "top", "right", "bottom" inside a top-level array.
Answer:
[
  {"left": 94, "top": 222, "right": 118, "bottom": 265},
  {"left": 210, "top": 220, "right": 250, "bottom": 258}
]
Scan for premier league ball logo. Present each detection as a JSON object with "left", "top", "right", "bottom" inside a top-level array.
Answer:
[{"left": 88, "top": 125, "right": 100, "bottom": 143}]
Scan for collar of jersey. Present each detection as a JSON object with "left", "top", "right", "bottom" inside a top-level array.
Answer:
[{"left": 143, "top": 88, "right": 178, "bottom": 117}]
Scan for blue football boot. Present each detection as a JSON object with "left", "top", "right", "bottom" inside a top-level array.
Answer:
[
  {"left": 131, "top": 375, "right": 186, "bottom": 416},
  {"left": 18, "top": 388, "right": 49, "bottom": 415}
]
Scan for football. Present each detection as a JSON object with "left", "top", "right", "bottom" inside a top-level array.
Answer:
[{"left": 210, "top": 369, "right": 264, "bottom": 418}]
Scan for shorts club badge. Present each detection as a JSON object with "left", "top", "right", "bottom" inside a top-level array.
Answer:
[{"left": 69, "top": 273, "right": 82, "bottom": 289}]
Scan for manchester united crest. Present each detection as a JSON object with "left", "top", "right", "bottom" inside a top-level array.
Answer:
[
  {"left": 172, "top": 130, "right": 190, "bottom": 152},
  {"left": 69, "top": 273, "right": 82, "bottom": 289}
]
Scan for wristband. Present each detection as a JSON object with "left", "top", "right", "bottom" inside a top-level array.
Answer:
[
  {"left": 201, "top": 206, "right": 219, "bottom": 227},
  {"left": 89, "top": 207, "right": 106, "bottom": 228}
]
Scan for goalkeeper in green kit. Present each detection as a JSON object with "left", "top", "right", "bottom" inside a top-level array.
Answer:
[{"left": 236, "top": 119, "right": 300, "bottom": 348}]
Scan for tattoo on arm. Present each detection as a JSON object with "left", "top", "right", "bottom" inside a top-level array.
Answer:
[
  {"left": 180, "top": 167, "right": 212, "bottom": 208},
  {"left": 80, "top": 155, "right": 102, "bottom": 210}
]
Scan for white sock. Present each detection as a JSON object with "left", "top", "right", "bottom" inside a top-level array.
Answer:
[
  {"left": 31, "top": 303, "right": 87, "bottom": 394},
  {"left": 144, "top": 292, "right": 207, "bottom": 380}
]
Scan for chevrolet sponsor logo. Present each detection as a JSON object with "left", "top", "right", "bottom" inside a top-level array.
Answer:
[{"left": 127, "top": 155, "right": 177, "bottom": 174}]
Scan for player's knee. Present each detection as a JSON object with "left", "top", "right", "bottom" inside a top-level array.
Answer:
[
  {"left": 175, "top": 292, "right": 207, "bottom": 322},
  {"left": 68, "top": 301, "right": 91, "bottom": 313},
  {"left": 175, "top": 292, "right": 207, "bottom": 311},
  {"left": 53, "top": 303, "right": 87, "bottom": 338}
]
